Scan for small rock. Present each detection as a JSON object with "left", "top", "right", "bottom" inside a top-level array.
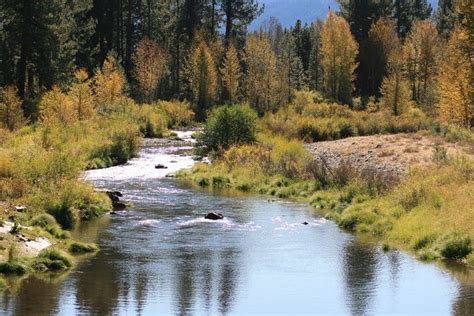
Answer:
[
  {"left": 110, "top": 211, "right": 118, "bottom": 215},
  {"left": 113, "top": 202, "right": 127, "bottom": 210},
  {"left": 15, "top": 206, "right": 26, "bottom": 212},
  {"left": 302, "top": 222, "right": 309, "bottom": 225},
  {"left": 155, "top": 164, "right": 168, "bottom": 169},
  {"left": 204, "top": 212, "right": 224, "bottom": 220}
]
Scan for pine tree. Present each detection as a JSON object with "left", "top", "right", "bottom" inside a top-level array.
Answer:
[
  {"left": 133, "top": 37, "right": 169, "bottom": 102},
  {"left": 436, "top": 0, "right": 458, "bottom": 38},
  {"left": 184, "top": 41, "right": 217, "bottom": 120},
  {"left": 69, "top": 69, "right": 95, "bottom": 120},
  {"left": 0, "top": 86, "right": 27, "bottom": 131},
  {"left": 381, "top": 49, "right": 411, "bottom": 116},
  {"left": 437, "top": 27, "right": 473, "bottom": 127},
  {"left": 393, "top": 0, "right": 432, "bottom": 38},
  {"left": 308, "top": 20, "right": 323, "bottom": 92},
  {"left": 320, "top": 11, "right": 358, "bottom": 105},
  {"left": 220, "top": 44, "right": 241, "bottom": 103},
  {"left": 364, "top": 18, "right": 400, "bottom": 96},
  {"left": 403, "top": 19, "right": 439, "bottom": 111},
  {"left": 221, "top": 0, "right": 263, "bottom": 45},
  {"left": 244, "top": 35, "right": 280, "bottom": 115}
]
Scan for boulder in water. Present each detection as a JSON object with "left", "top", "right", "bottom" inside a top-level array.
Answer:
[
  {"left": 204, "top": 212, "right": 224, "bottom": 220},
  {"left": 302, "top": 221, "right": 309, "bottom": 225},
  {"left": 155, "top": 164, "right": 168, "bottom": 169}
]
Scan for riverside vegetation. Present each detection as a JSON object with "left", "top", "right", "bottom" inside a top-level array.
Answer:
[
  {"left": 1, "top": 0, "right": 473, "bottom": 291},
  {"left": 178, "top": 94, "right": 473, "bottom": 268},
  {"left": 0, "top": 56, "right": 194, "bottom": 288}
]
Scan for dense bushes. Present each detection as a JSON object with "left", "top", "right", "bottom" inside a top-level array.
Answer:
[
  {"left": 196, "top": 105, "right": 257, "bottom": 156},
  {"left": 261, "top": 99, "right": 431, "bottom": 142}
]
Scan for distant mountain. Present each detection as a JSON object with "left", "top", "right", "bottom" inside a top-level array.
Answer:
[{"left": 250, "top": 0, "right": 438, "bottom": 30}]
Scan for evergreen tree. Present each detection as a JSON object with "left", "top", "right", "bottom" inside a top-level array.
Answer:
[
  {"left": 393, "top": 0, "right": 432, "bottom": 38},
  {"left": 221, "top": 0, "right": 263, "bottom": 45},
  {"left": 364, "top": 18, "right": 400, "bottom": 96},
  {"left": 436, "top": 0, "right": 458, "bottom": 38},
  {"left": 220, "top": 44, "right": 241, "bottom": 103},
  {"left": 321, "top": 11, "right": 358, "bottom": 105},
  {"left": 308, "top": 20, "right": 324, "bottom": 92}
]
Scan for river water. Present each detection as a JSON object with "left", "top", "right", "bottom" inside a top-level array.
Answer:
[{"left": 1, "top": 132, "right": 473, "bottom": 315}]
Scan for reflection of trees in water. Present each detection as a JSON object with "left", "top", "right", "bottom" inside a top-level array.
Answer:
[
  {"left": 343, "top": 240, "right": 378, "bottom": 316},
  {"left": 218, "top": 248, "right": 240, "bottom": 315},
  {"left": 452, "top": 284, "right": 474, "bottom": 316},
  {"left": 173, "top": 246, "right": 241, "bottom": 315},
  {"left": 75, "top": 253, "right": 123, "bottom": 315},
  {"left": 2, "top": 275, "right": 62, "bottom": 316}
]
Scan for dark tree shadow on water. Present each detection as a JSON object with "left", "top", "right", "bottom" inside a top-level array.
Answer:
[{"left": 343, "top": 240, "right": 378, "bottom": 316}]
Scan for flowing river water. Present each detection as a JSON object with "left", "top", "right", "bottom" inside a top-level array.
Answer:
[{"left": 1, "top": 132, "right": 473, "bottom": 315}]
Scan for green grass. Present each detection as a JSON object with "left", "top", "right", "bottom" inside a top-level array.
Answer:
[
  {"left": 68, "top": 242, "right": 98, "bottom": 254},
  {"left": 32, "top": 249, "right": 73, "bottom": 272}
]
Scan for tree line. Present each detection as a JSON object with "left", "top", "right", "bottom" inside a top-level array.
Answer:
[{"left": 0, "top": 0, "right": 472, "bottom": 127}]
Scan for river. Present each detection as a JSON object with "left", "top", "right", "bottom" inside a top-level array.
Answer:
[{"left": 1, "top": 132, "right": 473, "bottom": 315}]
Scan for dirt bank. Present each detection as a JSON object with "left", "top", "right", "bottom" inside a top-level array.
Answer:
[{"left": 304, "top": 133, "right": 473, "bottom": 177}]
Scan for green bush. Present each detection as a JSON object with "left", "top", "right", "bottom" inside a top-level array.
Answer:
[
  {"left": 0, "top": 261, "right": 28, "bottom": 275},
  {"left": 35, "top": 248, "right": 72, "bottom": 271},
  {"left": 439, "top": 234, "right": 472, "bottom": 260},
  {"left": 196, "top": 105, "right": 257, "bottom": 156},
  {"left": 69, "top": 242, "right": 98, "bottom": 254},
  {"left": 0, "top": 277, "right": 5, "bottom": 290}
]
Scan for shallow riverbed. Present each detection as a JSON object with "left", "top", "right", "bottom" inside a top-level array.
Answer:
[{"left": 1, "top": 133, "right": 473, "bottom": 315}]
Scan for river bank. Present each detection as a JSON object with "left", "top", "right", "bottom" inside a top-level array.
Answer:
[
  {"left": 2, "top": 130, "right": 472, "bottom": 315},
  {"left": 177, "top": 131, "right": 474, "bottom": 268}
]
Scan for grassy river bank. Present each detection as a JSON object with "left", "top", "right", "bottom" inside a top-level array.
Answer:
[{"left": 177, "top": 102, "right": 474, "bottom": 269}]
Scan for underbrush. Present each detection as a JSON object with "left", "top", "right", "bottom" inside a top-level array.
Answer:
[
  {"left": 32, "top": 249, "right": 73, "bottom": 272},
  {"left": 260, "top": 93, "right": 431, "bottom": 142},
  {"left": 68, "top": 242, "right": 98, "bottom": 254}
]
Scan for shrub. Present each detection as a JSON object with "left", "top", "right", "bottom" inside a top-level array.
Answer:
[
  {"left": 439, "top": 234, "right": 472, "bottom": 260},
  {"left": 432, "top": 145, "right": 448, "bottom": 164},
  {"left": 0, "top": 261, "right": 28, "bottom": 275},
  {"left": 109, "top": 125, "right": 141, "bottom": 164},
  {"left": 196, "top": 105, "right": 257, "bottom": 156},
  {"left": 69, "top": 242, "right": 98, "bottom": 254},
  {"left": 30, "top": 214, "right": 58, "bottom": 229},
  {"left": 134, "top": 104, "right": 167, "bottom": 137},
  {"left": 0, "top": 277, "right": 5, "bottom": 290},
  {"left": 156, "top": 100, "right": 194, "bottom": 128},
  {"left": 36, "top": 248, "right": 73, "bottom": 271}
]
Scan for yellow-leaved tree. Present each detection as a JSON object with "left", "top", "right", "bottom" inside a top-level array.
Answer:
[
  {"left": 133, "top": 37, "right": 169, "bottom": 103},
  {"left": 184, "top": 41, "right": 217, "bottom": 120},
  {"left": 437, "top": 27, "right": 473, "bottom": 127},
  {"left": 403, "top": 20, "right": 439, "bottom": 112},
  {"left": 320, "top": 11, "right": 358, "bottom": 105},
  {"left": 381, "top": 49, "right": 412, "bottom": 116},
  {"left": 244, "top": 34, "right": 280, "bottom": 115},
  {"left": 0, "top": 86, "right": 27, "bottom": 131},
  {"left": 39, "top": 86, "right": 77, "bottom": 125},
  {"left": 69, "top": 69, "right": 95, "bottom": 120},
  {"left": 220, "top": 44, "right": 241, "bottom": 103},
  {"left": 94, "top": 54, "right": 126, "bottom": 113}
]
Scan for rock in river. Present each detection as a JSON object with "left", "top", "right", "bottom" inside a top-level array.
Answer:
[
  {"left": 204, "top": 212, "right": 224, "bottom": 220},
  {"left": 155, "top": 164, "right": 168, "bottom": 169}
]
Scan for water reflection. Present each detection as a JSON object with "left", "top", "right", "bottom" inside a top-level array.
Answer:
[
  {"left": 343, "top": 240, "right": 378, "bottom": 315},
  {"left": 1, "top": 138, "right": 473, "bottom": 315}
]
